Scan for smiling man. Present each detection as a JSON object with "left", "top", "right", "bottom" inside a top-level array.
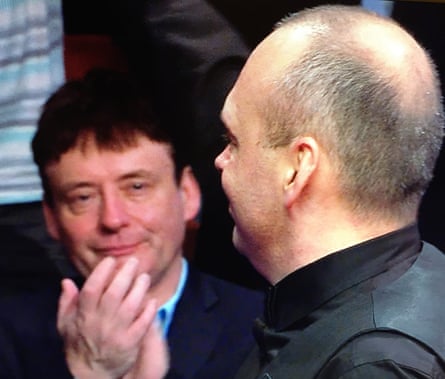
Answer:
[
  {"left": 41, "top": 114, "right": 195, "bottom": 305},
  {"left": 0, "top": 69, "right": 263, "bottom": 379}
]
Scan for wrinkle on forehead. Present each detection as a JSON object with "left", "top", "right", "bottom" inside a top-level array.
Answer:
[{"left": 231, "top": 25, "right": 314, "bottom": 117}]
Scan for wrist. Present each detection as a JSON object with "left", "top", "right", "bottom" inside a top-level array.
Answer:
[{"left": 68, "top": 361, "right": 116, "bottom": 379}]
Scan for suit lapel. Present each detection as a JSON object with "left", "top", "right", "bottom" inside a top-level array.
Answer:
[{"left": 167, "top": 266, "right": 223, "bottom": 379}]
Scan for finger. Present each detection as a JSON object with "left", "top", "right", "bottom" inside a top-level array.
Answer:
[
  {"left": 120, "top": 273, "right": 151, "bottom": 322},
  {"left": 100, "top": 257, "right": 140, "bottom": 316},
  {"left": 57, "top": 278, "right": 79, "bottom": 335},
  {"left": 127, "top": 296, "right": 159, "bottom": 345},
  {"left": 79, "top": 256, "right": 117, "bottom": 312}
]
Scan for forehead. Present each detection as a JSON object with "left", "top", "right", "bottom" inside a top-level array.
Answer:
[
  {"left": 71, "top": 131, "right": 171, "bottom": 158},
  {"left": 72, "top": 130, "right": 171, "bottom": 153},
  {"left": 222, "top": 28, "right": 311, "bottom": 135},
  {"left": 228, "top": 26, "right": 315, "bottom": 102},
  {"left": 46, "top": 134, "right": 174, "bottom": 177},
  {"left": 247, "top": 25, "right": 313, "bottom": 78}
]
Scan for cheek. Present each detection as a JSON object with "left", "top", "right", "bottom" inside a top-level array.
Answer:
[
  {"left": 59, "top": 222, "right": 91, "bottom": 251},
  {"left": 220, "top": 160, "right": 243, "bottom": 193},
  {"left": 55, "top": 211, "right": 96, "bottom": 246},
  {"left": 133, "top": 192, "right": 184, "bottom": 230},
  {"left": 58, "top": 221, "right": 99, "bottom": 276}
]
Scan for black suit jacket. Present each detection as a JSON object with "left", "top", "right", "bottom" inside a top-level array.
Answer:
[
  {"left": 0, "top": 265, "right": 263, "bottom": 379},
  {"left": 167, "top": 267, "right": 263, "bottom": 379}
]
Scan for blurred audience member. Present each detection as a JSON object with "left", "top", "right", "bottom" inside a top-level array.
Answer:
[{"left": 0, "top": 0, "right": 67, "bottom": 293}]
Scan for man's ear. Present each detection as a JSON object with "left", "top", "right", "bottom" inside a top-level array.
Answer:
[
  {"left": 42, "top": 200, "right": 61, "bottom": 241},
  {"left": 283, "top": 136, "right": 319, "bottom": 209},
  {"left": 179, "top": 166, "right": 202, "bottom": 222}
]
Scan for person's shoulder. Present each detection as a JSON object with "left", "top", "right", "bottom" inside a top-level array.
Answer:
[
  {"left": 0, "top": 282, "right": 60, "bottom": 324},
  {"left": 0, "top": 282, "right": 61, "bottom": 363},
  {"left": 192, "top": 265, "right": 263, "bottom": 297},
  {"left": 188, "top": 265, "right": 264, "bottom": 312},
  {"left": 0, "top": 284, "right": 71, "bottom": 379},
  {"left": 316, "top": 243, "right": 445, "bottom": 378},
  {"left": 318, "top": 330, "right": 445, "bottom": 379}
]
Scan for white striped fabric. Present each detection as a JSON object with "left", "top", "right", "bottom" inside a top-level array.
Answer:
[{"left": 0, "top": 0, "right": 65, "bottom": 204}]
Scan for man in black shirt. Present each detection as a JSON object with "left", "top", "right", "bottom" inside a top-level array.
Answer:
[{"left": 215, "top": 5, "right": 445, "bottom": 378}]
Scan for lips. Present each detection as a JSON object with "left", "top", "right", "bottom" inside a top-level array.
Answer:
[{"left": 95, "top": 242, "right": 141, "bottom": 257}]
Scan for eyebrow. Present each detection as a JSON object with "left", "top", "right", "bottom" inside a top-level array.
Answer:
[
  {"left": 220, "top": 95, "right": 235, "bottom": 127},
  {"left": 119, "top": 169, "right": 154, "bottom": 180},
  {"left": 220, "top": 108, "right": 228, "bottom": 128},
  {"left": 59, "top": 170, "right": 156, "bottom": 193},
  {"left": 221, "top": 106, "right": 236, "bottom": 136}
]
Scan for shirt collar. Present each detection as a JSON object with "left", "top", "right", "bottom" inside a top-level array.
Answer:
[
  {"left": 265, "top": 223, "right": 421, "bottom": 331},
  {"left": 157, "top": 258, "right": 188, "bottom": 336}
]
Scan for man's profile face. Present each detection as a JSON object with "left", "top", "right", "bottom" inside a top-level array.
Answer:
[
  {"left": 215, "top": 54, "right": 286, "bottom": 273},
  {"left": 43, "top": 134, "right": 200, "bottom": 288}
]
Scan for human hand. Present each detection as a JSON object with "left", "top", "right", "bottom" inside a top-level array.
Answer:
[
  {"left": 122, "top": 316, "right": 169, "bottom": 379},
  {"left": 57, "top": 257, "right": 168, "bottom": 379}
]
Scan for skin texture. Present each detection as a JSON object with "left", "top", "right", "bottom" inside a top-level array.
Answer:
[
  {"left": 43, "top": 134, "right": 200, "bottom": 378},
  {"left": 58, "top": 257, "right": 168, "bottom": 379},
  {"left": 215, "top": 28, "right": 328, "bottom": 283},
  {"left": 44, "top": 135, "right": 200, "bottom": 304},
  {"left": 215, "top": 8, "right": 438, "bottom": 284}
]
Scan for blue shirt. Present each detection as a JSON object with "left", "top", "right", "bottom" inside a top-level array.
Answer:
[{"left": 157, "top": 258, "right": 188, "bottom": 336}]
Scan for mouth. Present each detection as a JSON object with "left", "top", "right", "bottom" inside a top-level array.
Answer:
[{"left": 95, "top": 242, "right": 141, "bottom": 257}]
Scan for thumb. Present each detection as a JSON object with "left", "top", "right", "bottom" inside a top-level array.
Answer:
[
  {"left": 145, "top": 320, "right": 169, "bottom": 379},
  {"left": 133, "top": 319, "right": 169, "bottom": 379}
]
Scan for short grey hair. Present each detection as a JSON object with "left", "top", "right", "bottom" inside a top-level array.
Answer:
[{"left": 262, "top": 5, "right": 444, "bottom": 219}]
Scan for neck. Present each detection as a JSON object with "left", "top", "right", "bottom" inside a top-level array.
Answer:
[
  {"left": 267, "top": 204, "right": 413, "bottom": 285},
  {"left": 148, "top": 255, "right": 183, "bottom": 306}
]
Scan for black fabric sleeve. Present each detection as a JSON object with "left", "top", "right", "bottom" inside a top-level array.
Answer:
[{"left": 318, "top": 331, "right": 445, "bottom": 379}]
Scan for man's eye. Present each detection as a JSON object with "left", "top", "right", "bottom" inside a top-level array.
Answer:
[
  {"left": 66, "top": 192, "right": 95, "bottom": 213},
  {"left": 132, "top": 182, "right": 146, "bottom": 191},
  {"left": 222, "top": 132, "right": 230, "bottom": 143},
  {"left": 127, "top": 181, "right": 150, "bottom": 195},
  {"left": 222, "top": 132, "right": 236, "bottom": 146},
  {"left": 69, "top": 193, "right": 91, "bottom": 204}
]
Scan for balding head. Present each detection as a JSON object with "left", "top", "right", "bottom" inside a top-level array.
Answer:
[
  {"left": 275, "top": 5, "right": 436, "bottom": 110},
  {"left": 248, "top": 5, "right": 444, "bottom": 221}
]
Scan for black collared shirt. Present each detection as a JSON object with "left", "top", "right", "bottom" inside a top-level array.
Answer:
[
  {"left": 266, "top": 224, "right": 421, "bottom": 331},
  {"left": 242, "top": 224, "right": 445, "bottom": 378}
]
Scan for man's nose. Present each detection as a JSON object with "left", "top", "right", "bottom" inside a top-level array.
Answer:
[{"left": 99, "top": 192, "right": 130, "bottom": 231}]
